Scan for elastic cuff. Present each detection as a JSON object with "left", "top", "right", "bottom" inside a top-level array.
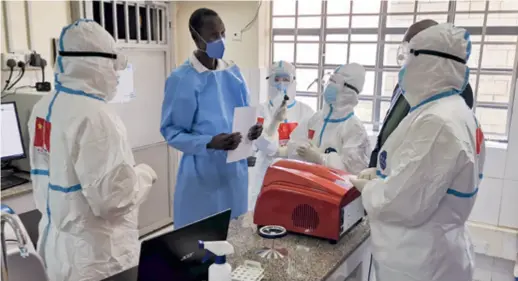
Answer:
[{"left": 198, "top": 135, "right": 217, "bottom": 156}]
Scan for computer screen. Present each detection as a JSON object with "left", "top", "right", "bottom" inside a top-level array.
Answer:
[{"left": 1, "top": 102, "right": 26, "bottom": 161}]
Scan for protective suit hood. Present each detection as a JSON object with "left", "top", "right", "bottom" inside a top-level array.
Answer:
[
  {"left": 55, "top": 19, "right": 127, "bottom": 101},
  {"left": 399, "top": 23, "right": 470, "bottom": 108},
  {"left": 324, "top": 63, "right": 365, "bottom": 118},
  {"left": 267, "top": 60, "right": 296, "bottom": 107}
]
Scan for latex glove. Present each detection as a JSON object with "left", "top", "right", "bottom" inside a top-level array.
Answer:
[
  {"left": 296, "top": 143, "right": 323, "bottom": 164},
  {"left": 272, "top": 100, "right": 288, "bottom": 122},
  {"left": 138, "top": 164, "right": 157, "bottom": 184},
  {"left": 265, "top": 99, "right": 288, "bottom": 136},
  {"left": 358, "top": 168, "right": 377, "bottom": 180},
  {"left": 350, "top": 178, "right": 369, "bottom": 192},
  {"left": 207, "top": 133, "right": 242, "bottom": 150},
  {"left": 248, "top": 124, "right": 263, "bottom": 141},
  {"left": 277, "top": 146, "right": 288, "bottom": 157}
]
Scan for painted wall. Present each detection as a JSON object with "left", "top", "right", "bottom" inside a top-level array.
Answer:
[
  {"left": 1, "top": 1, "right": 71, "bottom": 89},
  {"left": 172, "top": 0, "right": 270, "bottom": 106}
]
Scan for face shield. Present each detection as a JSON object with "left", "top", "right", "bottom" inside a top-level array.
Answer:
[{"left": 268, "top": 71, "right": 294, "bottom": 93}]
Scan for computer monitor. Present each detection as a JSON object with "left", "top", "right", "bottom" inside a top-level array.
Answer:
[{"left": 1, "top": 102, "right": 26, "bottom": 162}]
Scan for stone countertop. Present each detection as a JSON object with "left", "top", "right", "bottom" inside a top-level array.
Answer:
[{"left": 227, "top": 212, "right": 370, "bottom": 281}]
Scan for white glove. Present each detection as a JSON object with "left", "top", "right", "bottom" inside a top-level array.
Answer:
[
  {"left": 358, "top": 168, "right": 377, "bottom": 180},
  {"left": 277, "top": 146, "right": 288, "bottom": 157},
  {"left": 296, "top": 143, "right": 323, "bottom": 164},
  {"left": 273, "top": 99, "right": 288, "bottom": 122},
  {"left": 350, "top": 178, "right": 369, "bottom": 192},
  {"left": 137, "top": 164, "right": 157, "bottom": 184},
  {"left": 265, "top": 103, "right": 288, "bottom": 137}
]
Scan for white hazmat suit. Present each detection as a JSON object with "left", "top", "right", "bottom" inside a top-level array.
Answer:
[
  {"left": 250, "top": 61, "right": 315, "bottom": 210},
  {"left": 28, "top": 19, "right": 157, "bottom": 281},
  {"left": 354, "top": 24, "right": 486, "bottom": 281},
  {"left": 294, "top": 63, "right": 371, "bottom": 174}
]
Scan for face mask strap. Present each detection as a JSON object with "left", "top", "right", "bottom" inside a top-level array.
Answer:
[
  {"left": 343, "top": 81, "right": 359, "bottom": 94},
  {"left": 59, "top": 51, "right": 117, "bottom": 59},
  {"left": 410, "top": 49, "right": 466, "bottom": 64}
]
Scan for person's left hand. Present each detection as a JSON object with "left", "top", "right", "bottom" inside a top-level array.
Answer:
[
  {"left": 296, "top": 143, "right": 323, "bottom": 164},
  {"left": 248, "top": 124, "right": 263, "bottom": 141},
  {"left": 350, "top": 178, "right": 369, "bottom": 192}
]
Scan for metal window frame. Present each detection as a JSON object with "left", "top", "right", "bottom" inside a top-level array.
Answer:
[
  {"left": 71, "top": 0, "right": 173, "bottom": 80},
  {"left": 270, "top": 0, "right": 518, "bottom": 140}
]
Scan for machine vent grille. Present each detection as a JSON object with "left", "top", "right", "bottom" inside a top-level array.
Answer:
[{"left": 291, "top": 204, "right": 319, "bottom": 230}]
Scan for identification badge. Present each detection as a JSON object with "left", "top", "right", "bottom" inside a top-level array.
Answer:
[
  {"left": 278, "top": 122, "right": 298, "bottom": 146},
  {"left": 34, "top": 117, "right": 51, "bottom": 152}
]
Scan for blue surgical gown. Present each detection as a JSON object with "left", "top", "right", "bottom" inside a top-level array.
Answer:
[{"left": 160, "top": 60, "right": 249, "bottom": 229}]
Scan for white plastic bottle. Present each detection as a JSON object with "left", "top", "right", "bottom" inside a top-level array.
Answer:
[
  {"left": 199, "top": 240, "right": 235, "bottom": 281},
  {"left": 209, "top": 255, "right": 232, "bottom": 281}
]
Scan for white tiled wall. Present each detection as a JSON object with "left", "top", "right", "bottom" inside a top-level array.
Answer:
[
  {"left": 473, "top": 254, "right": 515, "bottom": 281},
  {"left": 499, "top": 180, "right": 518, "bottom": 228},
  {"left": 471, "top": 177, "right": 504, "bottom": 226}
]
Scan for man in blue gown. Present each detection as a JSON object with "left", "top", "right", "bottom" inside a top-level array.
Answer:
[{"left": 160, "top": 8, "right": 262, "bottom": 228}]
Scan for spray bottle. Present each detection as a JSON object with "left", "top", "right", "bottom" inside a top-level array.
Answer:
[{"left": 199, "top": 240, "right": 235, "bottom": 281}]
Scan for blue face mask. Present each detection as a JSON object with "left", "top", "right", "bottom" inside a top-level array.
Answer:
[
  {"left": 324, "top": 84, "right": 338, "bottom": 104},
  {"left": 190, "top": 26, "right": 226, "bottom": 59},
  {"left": 205, "top": 38, "right": 225, "bottom": 59},
  {"left": 274, "top": 81, "right": 290, "bottom": 93}
]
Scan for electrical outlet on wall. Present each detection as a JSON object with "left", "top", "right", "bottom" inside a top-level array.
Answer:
[
  {"left": 2, "top": 52, "right": 25, "bottom": 70},
  {"left": 232, "top": 31, "right": 242, "bottom": 42},
  {"left": 2, "top": 51, "right": 43, "bottom": 71}
]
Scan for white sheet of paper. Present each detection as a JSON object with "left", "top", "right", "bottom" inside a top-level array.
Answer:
[
  {"left": 227, "top": 106, "right": 257, "bottom": 163},
  {"left": 110, "top": 64, "right": 136, "bottom": 104}
]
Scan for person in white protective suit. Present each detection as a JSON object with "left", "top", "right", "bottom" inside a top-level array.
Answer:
[
  {"left": 250, "top": 60, "right": 315, "bottom": 210},
  {"left": 350, "top": 23, "right": 486, "bottom": 281},
  {"left": 28, "top": 19, "right": 157, "bottom": 281},
  {"left": 294, "top": 63, "right": 371, "bottom": 174}
]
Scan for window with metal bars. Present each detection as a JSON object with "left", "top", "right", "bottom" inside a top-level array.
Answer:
[
  {"left": 271, "top": 0, "right": 518, "bottom": 141},
  {"left": 92, "top": 0, "right": 168, "bottom": 45}
]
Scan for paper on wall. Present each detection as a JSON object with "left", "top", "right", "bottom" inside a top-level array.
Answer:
[
  {"left": 110, "top": 64, "right": 136, "bottom": 104},
  {"left": 227, "top": 106, "right": 257, "bottom": 163}
]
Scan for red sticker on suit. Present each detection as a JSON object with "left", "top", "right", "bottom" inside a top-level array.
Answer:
[
  {"left": 278, "top": 122, "right": 298, "bottom": 146},
  {"left": 34, "top": 117, "right": 51, "bottom": 152},
  {"left": 476, "top": 127, "right": 484, "bottom": 155}
]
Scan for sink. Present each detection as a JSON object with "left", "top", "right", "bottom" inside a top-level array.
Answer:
[{"left": 2, "top": 213, "right": 48, "bottom": 281}]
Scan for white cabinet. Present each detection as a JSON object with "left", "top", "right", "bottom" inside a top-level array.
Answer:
[
  {"left": 326, "top": 237, "right": 373, "bottom": 281},
  {"left": 133, "top": 143, "right": 176, "bottom": 236}
]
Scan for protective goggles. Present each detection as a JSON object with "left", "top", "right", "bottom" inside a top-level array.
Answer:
[
  {"left": 59, "top": 50, "right": 128, "bottom": 71},
  {"left": 326, "top": 75, "right": 359, "bottom": 94},
  {"left": 397, "top": 44, "right": 466, "bottom": 66},
  {"left": 267, "top": 71, "right": 294, "bottom": 81}
]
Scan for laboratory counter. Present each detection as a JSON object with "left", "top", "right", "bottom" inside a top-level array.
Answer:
[
  {"left": 104, "top": 212, "right": 372, "bottom": 281},
  {"left": 1, "top": 174, "right": 33, "bottom": 199}
]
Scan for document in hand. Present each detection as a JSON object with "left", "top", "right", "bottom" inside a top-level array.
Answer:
[{"left": 227, "top": 106, "right": 257, "bottom": 163}]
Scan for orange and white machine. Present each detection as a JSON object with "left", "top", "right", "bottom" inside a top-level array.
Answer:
[{"left": 253, "top": 159, "right": 364, "bottom": 243}]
